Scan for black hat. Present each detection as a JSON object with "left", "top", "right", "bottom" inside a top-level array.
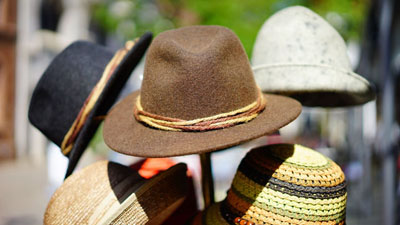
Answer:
[{"left": 28, "top": 32, "right": 153, "bottom": 178}]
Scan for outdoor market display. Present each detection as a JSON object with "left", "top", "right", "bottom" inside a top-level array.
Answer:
[{"left": 28, "top": 5, "right": 376, "bottom": 225}]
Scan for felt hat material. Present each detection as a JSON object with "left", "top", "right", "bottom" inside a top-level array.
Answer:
[
  {"left": 192, "top": 144, "right": 347, "bottom": 225},
  {"left": 103, "top": 25, "right": 301, "bottom": 157},
  {"left": 252, "top": 6, "right": 375, "bottom": 107},
  {"left": 44, "top": 161, "right": 188, "bottom": 225},
  {"left": 28, "top": 32, "right": 152, "bottom": 177}
]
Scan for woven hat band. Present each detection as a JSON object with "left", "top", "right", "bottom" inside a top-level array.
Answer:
[
  {"left": 133, "top": 90, "right": 266, "bottom": 132},
  {"left": 61, "top": 39, "right": 138, "bottom": 155}
]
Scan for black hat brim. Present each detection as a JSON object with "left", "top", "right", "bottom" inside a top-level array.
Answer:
[{"left": 65, "top": 32, "right": 153, "bottom": 178}]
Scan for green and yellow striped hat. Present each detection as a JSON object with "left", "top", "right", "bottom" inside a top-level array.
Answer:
[{"left": 192, "top": 144, "right": 347, "bottom": 225}]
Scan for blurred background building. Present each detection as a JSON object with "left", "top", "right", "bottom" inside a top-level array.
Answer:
[{"left": 0, "top": 0, "right": 399, "bottom": 224}]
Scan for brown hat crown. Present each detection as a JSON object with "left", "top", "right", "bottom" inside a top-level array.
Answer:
[{"left": 140, "top": 25, "right": 258, "bottom": 120}]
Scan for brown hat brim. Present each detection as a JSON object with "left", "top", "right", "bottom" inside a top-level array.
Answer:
[{"left": 103, "top": 91, "right": 301, "bottom": 157}]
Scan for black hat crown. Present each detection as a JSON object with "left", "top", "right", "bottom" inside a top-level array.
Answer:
[
  {"left": 28, "top": 32, "right": 153, "bottom": 177},
  {"left": 29, "top": 41, "right": 113, "bottom": 146}
]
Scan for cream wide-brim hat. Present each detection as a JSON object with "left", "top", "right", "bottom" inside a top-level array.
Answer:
[
  {"left": 44, "top": 161, "right": 188, "bottom": 225},
  {"left": 252, "top": 6, "right": 375, "bottom": 107}
]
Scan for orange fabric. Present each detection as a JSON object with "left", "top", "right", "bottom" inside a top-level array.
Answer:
[{"left": 131, "top": 158, "right": 176, "bottom": 179}]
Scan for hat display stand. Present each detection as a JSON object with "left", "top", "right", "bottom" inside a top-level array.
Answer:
[
  {"left": 33, "top": 5, "right": 375, "bottom": 224},
  {"left": 200, "top": 152, "right": 215, "bottom": 207}
]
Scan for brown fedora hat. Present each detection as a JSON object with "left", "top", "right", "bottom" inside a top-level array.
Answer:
[{"left": 103, "top": 25, "right": 301, "bottom": 157}]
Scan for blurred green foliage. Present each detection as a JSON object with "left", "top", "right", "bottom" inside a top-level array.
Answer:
[
  {"left": 92, "top": 0, "right": 369, "bottom": 57},
  {"left": 92, "top": 1, "right": 175, "bottom": 39}
]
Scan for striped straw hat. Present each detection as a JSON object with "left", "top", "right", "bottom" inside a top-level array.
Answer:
[
  {"left": 44, "top": 161, "right": 188, "bottom": 225},
  {"left": 192, "top": 144, "right": 347, "bottom": 225}
]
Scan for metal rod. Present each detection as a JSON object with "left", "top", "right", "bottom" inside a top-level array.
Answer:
[
  {"left": 200, "top": 152, "right": 215, "bottom": 208},
  {"left": 378, "top": 0, "right": 396, "bottom": 224}
]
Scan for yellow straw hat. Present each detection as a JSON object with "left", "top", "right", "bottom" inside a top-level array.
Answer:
[
  {"left": 44, "top": 160, "right": 188, "bottom": 225},
  {"left": 192, "top": 144, "right": 347, "bottom": 225}
]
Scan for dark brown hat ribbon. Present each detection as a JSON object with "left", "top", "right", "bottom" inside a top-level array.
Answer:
[
  {"left": 60, "top": 39, "right": 138, "bottom": 155},
  {"left": 134, "top": 90, "right": 266, "bottom": 132}
]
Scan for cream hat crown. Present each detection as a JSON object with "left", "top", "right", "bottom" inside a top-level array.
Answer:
[{"left": 252, "top": 6, "right": 375, "bottom": 107}]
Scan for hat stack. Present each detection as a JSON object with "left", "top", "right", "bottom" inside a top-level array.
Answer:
[
  {"left": 30, "top": 7, "right": 362, "bottom": 223},
  {"left": 192, "top": 144, "right": 347, "bottom": 225}
]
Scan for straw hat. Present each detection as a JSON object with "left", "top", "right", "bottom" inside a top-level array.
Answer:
[
  {"left": 44, "top": 161, "right": 188, "bottom": 225},
  {"left": 252, "top": 6, "right": 375, "bottom": 107},
  {"left": 192, "top": 144, "right": 347, "bottom": 224},
  {"left": 28, "top": 33, "right": 152, "bottom": 178},
  {"left": 103, "top": 25, "right": 301, "bottom": 157}
]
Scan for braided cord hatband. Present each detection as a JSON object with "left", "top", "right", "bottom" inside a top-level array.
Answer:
[
  {"left": 134, "top": 91, "right": 266, "bottom": 132},
  {"left": 61, "top": 39, "right": 138, "bottom": 155}
]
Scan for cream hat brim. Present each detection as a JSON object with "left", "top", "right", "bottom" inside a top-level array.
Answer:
[{"left": 253, "top": 63, "right": 375, "bottom": 107}]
